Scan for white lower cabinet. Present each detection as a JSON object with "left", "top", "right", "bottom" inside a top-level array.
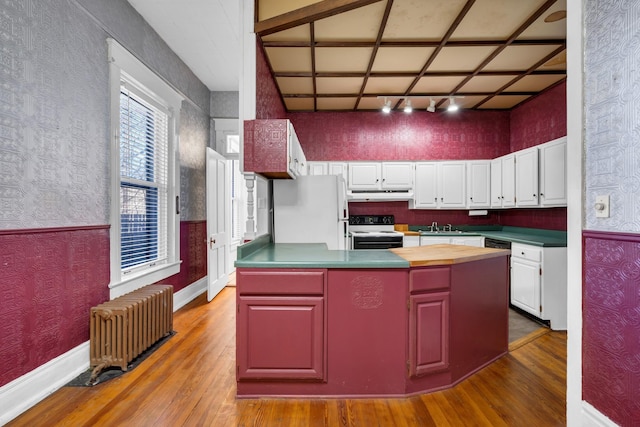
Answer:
[
  {"left": 420, "top": 235, "right": 484, "bottom": 247},
  {"left": 403, "top": 235, "right": 420, "bottom": 247},
  {"left": 510, "top": 243, "right": 567, "bottom": 330}
]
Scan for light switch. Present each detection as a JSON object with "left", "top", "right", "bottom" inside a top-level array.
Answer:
[{"left": 595, "top": 195, "right": 610, "bottom": 218}]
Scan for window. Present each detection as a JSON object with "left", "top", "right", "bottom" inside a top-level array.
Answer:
[{"left": 108, "top": 38, "right": 183, "bottom": 298}]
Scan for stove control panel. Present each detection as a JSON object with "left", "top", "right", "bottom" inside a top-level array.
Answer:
[{"left": 349, "top": 215, "right": 395, "bottom": 226}]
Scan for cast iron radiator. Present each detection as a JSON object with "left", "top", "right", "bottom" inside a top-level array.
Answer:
[{"left": 89, "top": 284, "right": 173, "bottom": 381}]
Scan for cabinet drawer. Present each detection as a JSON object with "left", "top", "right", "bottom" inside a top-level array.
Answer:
[
  {"left": 511, "top": 243, "right": 541, "bottom": 262},
  {"left": 410, "top": 267, "right": 451, "bottom": 293},
  {"left": 237, "top": 269, "right": 326, "bottom": 295}
]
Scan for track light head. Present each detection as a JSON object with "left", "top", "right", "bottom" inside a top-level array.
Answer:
[
  {"left": 403, "top": 99, "right": 412, "bottom": 113},
  {"left": 381, "top": 98, "right": 391, "bottom": 114},
  {"left": 427, "top": 98, "right": 436, "bottom": 113},
  {"left": 447, "top": 97, "right": 459, "bottom": 112}
]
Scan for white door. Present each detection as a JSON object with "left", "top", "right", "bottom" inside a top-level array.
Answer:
[{"left": 206, "top": 147, "right": 229, "bottom": 301}]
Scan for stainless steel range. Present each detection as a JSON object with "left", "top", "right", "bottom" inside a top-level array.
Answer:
[{"left": 349, "top": 215, "right": 404, "bottom": 249}]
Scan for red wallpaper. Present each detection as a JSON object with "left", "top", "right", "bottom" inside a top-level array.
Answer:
[
  {"left": 160, "top": 221, "right": 207, "bottom": 291},
  {"left": 499, "top": 208, "right": 567, "bottom": 231},
  {"left": 243, "top": 120, "right": 290, "bottom": 175},
  {"left": 509, "top": 81, "right": 567, "bottom": 152},
  {"left": 0, "top": 226, "right": 110, "bottom": 387},
  {"left": 0, "top": 221, "right": 206, "bottom": 388},
  {"left": 255, "top": 40, "right": 286, "bottom": 120},
  {"left": 289, "top": 110, "right": 511, "bottom": 161},
  {"left": 582, "top": 231, "right": 640, "bottom": 425}
]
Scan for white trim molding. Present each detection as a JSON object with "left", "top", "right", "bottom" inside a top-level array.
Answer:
[
  {"left": 173, "top": 276, "right": 208, "bottom": 311},
  {"left": 0, "top": 343, "right": 89, "bottom": 426},
  {"left": 0, "top": 278, "right": 208, "bottom": 424},
  {"left": 581, "top": 402, "right": 618, "bottom": 427}
]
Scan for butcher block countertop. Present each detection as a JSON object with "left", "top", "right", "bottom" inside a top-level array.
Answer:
[{"left": 390, "top": 244, "right": 510, "bottom": 267}]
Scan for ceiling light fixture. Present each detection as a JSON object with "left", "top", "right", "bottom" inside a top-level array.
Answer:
[
  {"left": 381, "top": 97, "right": 391, "bottom": 114},
  {"left": 427, "top": 98, "right": 436, "bottom": 113},
  {"left": 447, "top": 97, "right": 459, "bottom": 112},
  {"left": 403, "top": 99, "right": 412, "bottom": 113}
]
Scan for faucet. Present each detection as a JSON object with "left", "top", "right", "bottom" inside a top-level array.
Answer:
[
  {"left": 445, "top": 224, "right": 452, "bottom": 232},
  {"left": 430, "top": 221, "right": 438, "bottom": 232}
]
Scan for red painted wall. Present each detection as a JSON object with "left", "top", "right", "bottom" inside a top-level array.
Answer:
[
  {"left": 160, "top": 221, "right": 207, "bottom": 291},
  {"left": 289, "top": 110, "right": 511, "bottom": 161},
  {"left": 0, "top": 222, "right": 206, "bottom": 388},
  {"left": 255, "top": 40, "right": 286, "bottom": 120},
  {"left": 0, "top": 226, "right": 110, "bottom": 387},
  {"left": 582, "top": 231, "right": 640, "bottom": 425},
  {"left": 510, "top": 81, "right": 567, "bottom": 152}
]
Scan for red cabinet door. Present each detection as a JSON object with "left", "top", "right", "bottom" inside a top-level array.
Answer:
[
  {"left": 237, "top": 296, "right": 325, "bottom": 381},
  {"left": 409, "top": 292, "right": 450, "bottom": 377}
]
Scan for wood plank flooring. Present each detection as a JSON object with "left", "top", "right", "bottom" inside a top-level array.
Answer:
[{"left": 8, "top": 287, "right": 566, "bottom": 426}]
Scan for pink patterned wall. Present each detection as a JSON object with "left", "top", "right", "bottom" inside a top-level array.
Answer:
[
  {"left": 509, "top": 81, "right": 567, "bottom": 152},
  {"left": 289, "top": 110, "right": 511, "bottom": 161},
  {"left": 160, "top": 221, "right": 207, "bottom": 291},
  {"left": 582, "top": 231, "right": 640, "bottom": 425},
  {"left": 243, "top": 120, "right": 290, "bottom": 176},
  {"left": 0, "top": 226, "right": 110, "bottom": 387},
  {"left": 255, "top": 40, "right": 286, "bottom": 120},
  {"left": 0, "top": 222, "right": 206, "bottom": 388}
]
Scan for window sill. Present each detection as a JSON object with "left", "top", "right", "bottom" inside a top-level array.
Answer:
[{"left": 109, "top": 260, "right": 182, "bottom": 299}]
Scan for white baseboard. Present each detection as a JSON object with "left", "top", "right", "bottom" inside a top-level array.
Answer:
[
  {"left": 173, "top": 276, "right": 207, "bottom": 310},
  {"left": 582, "top": 401, "right": 618, "bottom": 426},
  {"left": 0, "top": 342, "right": 89, "bottom": 426},
  {"left": 0, "top": 278, "right": 207, "bottom": 425}
]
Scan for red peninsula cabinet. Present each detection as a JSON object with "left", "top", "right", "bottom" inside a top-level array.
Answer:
[
  {"left": 409, "top": 267, "right": 451, "bottom": 377},
  {"left": 236, "top": 269, "right": 326, "bottom": 381}
]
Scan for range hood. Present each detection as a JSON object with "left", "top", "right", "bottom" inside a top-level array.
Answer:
[{"left": 347, "top": 189, "right": 414, "bottom": 202}]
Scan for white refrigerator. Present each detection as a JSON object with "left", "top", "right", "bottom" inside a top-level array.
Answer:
[{"left": 273, "top": 175, "right": 349, "bottom": 250}]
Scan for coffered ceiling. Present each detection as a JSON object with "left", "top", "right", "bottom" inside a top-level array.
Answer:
[{"left": 256, "top": 0, "right": 567, "bottom": 112}]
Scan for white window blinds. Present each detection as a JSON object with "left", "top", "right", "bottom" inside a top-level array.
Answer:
[{"left": 119, "top": 83, "right": 169, "bottom": 272}]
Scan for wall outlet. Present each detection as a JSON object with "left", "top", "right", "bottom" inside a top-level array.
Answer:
[{"left": 595, "top": 195, "right": 610, "bottom": 218}]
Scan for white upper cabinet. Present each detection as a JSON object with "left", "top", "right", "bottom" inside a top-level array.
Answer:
[
  {"left": 515, "top": 147, "right": 539, "bottom": 207},
  {"left": 308, "top": 161, "right": 328, "bottom": 175},
  {"left": 437, "top": 162, "right": 466, "bottom": 208},
  {"left": 466, "top": 160, "right": 491, "bottom": 209},
  {"left": 491, "top": 154, "right": 515, "bottom": 208},
  {"left": 348, "top": 162, "right": 412, "bottom": 190},
  {"left": 412, "top": 162, "right": 438, "bottom": 208},
  {"left": 348, "top": 162, "right": 382, "bottom": 190},
  {"left": 381, "top": 162, "right": 413, "bottom": 189},
  {"left": 413, "top": 161, "right": 466, "bottom": 209},
  {"left": 288, "top": 124, "right": 307, "bottom": 177},
  {"left": 328, "top": 162, "right": 348, "bottom": 181},
  {"left": 308, "top": 161, "right": 348, "bottom": 181},
  {"left": 539, "top": 137, "right": 567, "bottom": 206}
]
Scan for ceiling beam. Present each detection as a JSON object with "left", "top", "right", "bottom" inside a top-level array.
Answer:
[{"left": 255, "top": 0, "right": 385, "bottom": 36}]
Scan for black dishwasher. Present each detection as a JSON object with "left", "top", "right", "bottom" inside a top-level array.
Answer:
[{"left": 485, "top": 238, "right": 512, "bottom": 305}]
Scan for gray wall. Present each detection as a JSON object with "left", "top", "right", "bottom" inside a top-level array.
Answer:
[
  {"left": 584, "top": 1, "right": 640, "bottom": 232},
  {"left": 0, "top": 0, "right": 210, "bottom": 228},
  {"left": 211, "top": 91, "right": 239, "bottom": 118}
]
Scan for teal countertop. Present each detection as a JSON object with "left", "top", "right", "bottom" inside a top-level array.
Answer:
[
  {"left": 409, "top": 225, "right": 567, "bottom": 247},
  {"left": 235, "top": 237, "right": 409, "bottom": 269}
]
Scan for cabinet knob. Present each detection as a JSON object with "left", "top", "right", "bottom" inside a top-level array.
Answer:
[{"left": 540, "top": 193, "right": 544, "bottom": 196}]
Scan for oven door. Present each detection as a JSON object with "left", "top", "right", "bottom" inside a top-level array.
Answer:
[{"left": 352, "top": 234, "right": 403, "bottom": 250}]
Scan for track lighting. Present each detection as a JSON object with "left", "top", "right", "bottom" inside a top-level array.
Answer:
[
  {"left": 403, "top": 99, "right": 412, "bottom": 113},
  {"left": 381, "top": 98, "right": 391, "bottom": 114},
  {"left": 427, "top": 98, "right": 436, "bottom": 113},
  {"left": 447, "top": 97, "right": 459, "bottom": 112}
]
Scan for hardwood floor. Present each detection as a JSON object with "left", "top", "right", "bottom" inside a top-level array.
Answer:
[{"left": 8, "top": 287, "right": 566, "bottom": 427}]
